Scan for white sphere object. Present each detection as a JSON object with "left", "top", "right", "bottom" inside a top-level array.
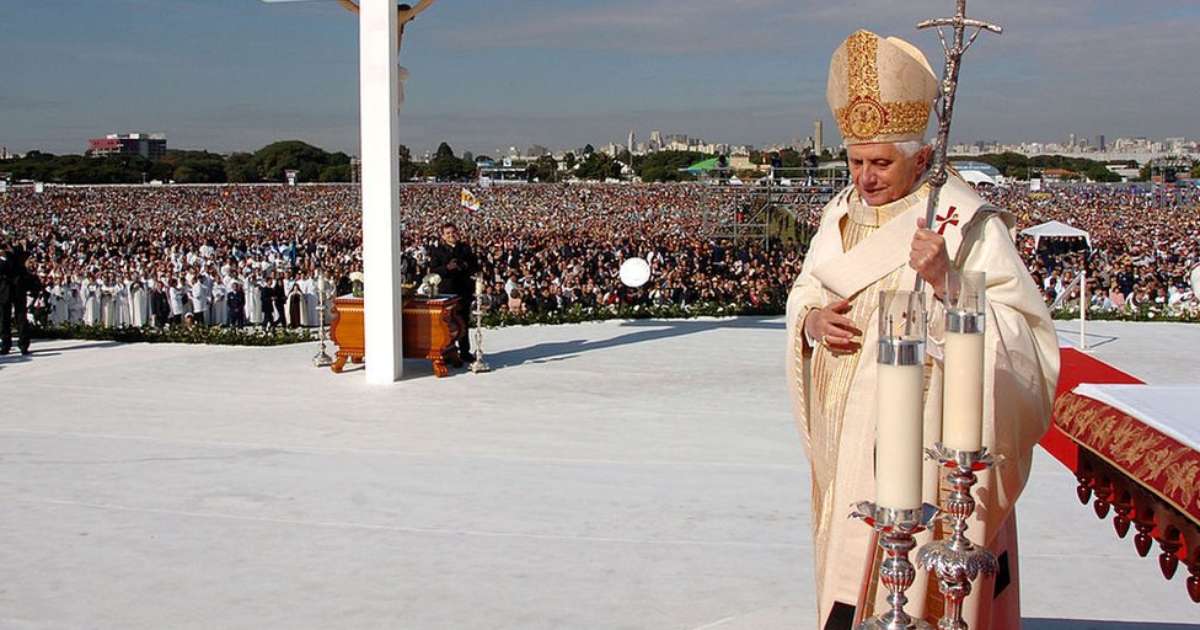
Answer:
[{"left": 619, "top": 257, "right": 651, "bottom": 288}]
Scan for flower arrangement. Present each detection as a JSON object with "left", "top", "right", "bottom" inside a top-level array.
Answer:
[
  {"left": 1051, "top": 304, "right": 1200, "bottom": 324},
  {"left": 349, "top": 271, "right": 365, "bottom": 298},
  {"left": 32, "top": 324, "right": 316, "bottom": 346}
]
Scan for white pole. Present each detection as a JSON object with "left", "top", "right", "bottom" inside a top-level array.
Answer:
[
  {"left": 360, "top": 0, "right": 404, "bottom": 383},
  {"left": 1080, "top": 266, "right": 1088, "bottom": 351}
]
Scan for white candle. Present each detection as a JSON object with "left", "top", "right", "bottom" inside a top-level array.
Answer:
[
  {"left": 943, "top": 324, "right": 985, "bottom": 452},
  {"left": 475, "top": 276, "right": 484, "bottom": 295},
  {"left": 876, "top": 359, "right": 925, "bottom": 511}
]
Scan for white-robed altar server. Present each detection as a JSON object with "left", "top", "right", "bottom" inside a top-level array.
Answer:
[
  {"left": 115, "top": 279, "right": 132, "bottom": 327},
  {"left": 189, "top": 274, "right": 211, "bottom": 325},
  {"left": 47, "top": 283, "right": 69, "bottom": 325},
  {"left": 129, "top": 280, "right": 149, "bottom": 328},
  {"left": 244, "top": 274, "right": 264, "bottom": 325},
  {"left": 785, "top": 30, "right": 1059, "bottom": 630},
  {"left": 299, "top": 276, "right": 317, "bottom": 327},
  {"left": 101, "top": 279, "right": 121, "bottom": 328},
  {"left": 211, "top": 281, "right": 229, "bottom": 326},
  {"left": 82, "top": 277, "right": 101, "bottom": 326},
  {"left": 169, "top": 278, "right": 188, "bottom": 324},
  {"left": 67, "top": 281, "right": 84, "bottom": 324}
]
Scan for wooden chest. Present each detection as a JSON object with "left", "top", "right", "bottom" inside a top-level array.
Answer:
[{"left": 329, "top": 295, "right": 464, "bottom": 377}]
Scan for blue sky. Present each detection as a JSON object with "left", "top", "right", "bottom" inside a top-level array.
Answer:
[{"left": 3, "top": 0, "right": 1198, "bottom": 156}]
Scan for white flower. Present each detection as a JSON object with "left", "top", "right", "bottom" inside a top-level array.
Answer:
[{"left": 349, "top": 271, "right": 365, "bottom": 283}]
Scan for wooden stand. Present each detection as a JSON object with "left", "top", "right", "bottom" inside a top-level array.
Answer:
[{"left": 330, "top": 295, "right": 464, "bottom": 378}]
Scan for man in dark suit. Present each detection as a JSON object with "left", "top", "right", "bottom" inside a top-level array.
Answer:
[
  {"left": 227, "top": 282, "right": 247, "bottom": 328},
  {"left": 427, "top": 222, "right": 479, "bottom": 363},
  {"left": 149, "top": 280, "right": 170, "bottom": 328},
  {"left": 0, "top": 243, "right": 39, "bottom": 356},
  {"left": 259, "top": 281, "right": 276, "bottom": 328}
]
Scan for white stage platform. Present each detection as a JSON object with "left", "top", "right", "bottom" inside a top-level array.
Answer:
[
  {"left": 1056, "top": 319, "right": 1200, "bottom": 384},
  {"left": 2, "top": 318, "right": 1196, "bottom": 629}
]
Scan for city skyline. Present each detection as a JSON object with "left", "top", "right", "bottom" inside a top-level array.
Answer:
[{"left": 3, "top": 0, "right": 1199, "bottom": 156}]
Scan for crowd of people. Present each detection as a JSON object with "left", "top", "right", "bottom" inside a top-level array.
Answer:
[
  {"left": 0, "top": 183, "right": 793, "bottom": 331},
  {"left": 985, "top": 184, "right": 1200, "bottom": 315},
  {"left": 0, "top": 180, "right": 1196, "bottom": 335}
]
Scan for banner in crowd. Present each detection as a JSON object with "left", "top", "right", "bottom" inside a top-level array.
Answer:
[{"left": 460, "top": 188, "right": 481, "bottom": 213}]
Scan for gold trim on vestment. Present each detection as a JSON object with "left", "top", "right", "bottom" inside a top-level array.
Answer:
[{"left": 804, "top": 195, "right": 906, "bottom": 607}]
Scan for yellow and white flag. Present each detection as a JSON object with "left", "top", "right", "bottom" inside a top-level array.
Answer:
[{"left": 460, "top": 188, "right": 481, "bottom": 213}]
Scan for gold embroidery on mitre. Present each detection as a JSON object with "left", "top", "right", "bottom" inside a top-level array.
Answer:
[
  {"left": 836, "top": 100, "right": 932, "bottom": 141},
  {"left": 845, "top": 31, "right": 882, "bottom": 105},
  {"left": 835, "top": 30, "right": 932, "bottom": 141}
]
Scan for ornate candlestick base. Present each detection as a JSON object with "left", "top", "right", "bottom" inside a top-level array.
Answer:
[
  {"left": 469, "top": 351, "right": 491, "bottom": 374},
  {"left": 469, "top": 292, "right": 491, "bottom": 374},
  {"left": 313, "top": 344, "right": 334, "bottom": 368},
  {"left": 852, "top": 502, "right": 941, "bottom": 630},
  {"left": 313, "top": 278, "right": 334, "bottom": 368},
  {"left": 915, "top": 444, "right": 1000, "bottom": 630}
]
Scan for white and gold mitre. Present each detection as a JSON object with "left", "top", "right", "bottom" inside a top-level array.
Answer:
[{"left": 827, "top": 30, "right": 939, "bottom": 145}]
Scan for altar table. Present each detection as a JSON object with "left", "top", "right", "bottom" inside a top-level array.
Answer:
[
  {"left": 1048, "top": 348, "right": 1200, "bottom": 604},
  {"left": 329, "top": 295, "right": 464, "bottom": 377}
]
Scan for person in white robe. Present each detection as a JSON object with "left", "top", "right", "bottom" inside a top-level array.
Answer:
[
  {"left": 48, "top": 284, "right": 69, "bottom": 325},
  {"left": 100, "top": 278, "right": 119, "bottom": 327},
  {"left": 189, "top": 275, "right": 211, "bottom": 325},
  {"left": 129, "top": 281, "right": 149, "bottom": 328},
  {"left": 115, "top": 279, "right": 132, "bottom": 328},
  {"left": 244, "top": 275, "right": 264, "bottom": 326},
  {"left": 168, "top": 279, "right": 187, "bottom": 325},
  {"left": 786, "top": 30, "right": 1059, "bottom": 630},
  {"left": 299, "top": 276, "right": 317, "bottom": 327},
  {"left": 210, "top": 282, "right": 229, "bottom": 327},
  {"left": 67, "top": 281, "right": 85, "bottom": 324}
]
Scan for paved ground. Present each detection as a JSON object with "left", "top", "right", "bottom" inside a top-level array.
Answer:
[
  {"left": 1055, "top": 318, "right": 1200, "bottom": 384},
  {"left": 1, "top": 318, "right": 1197, "bottom": 629}
]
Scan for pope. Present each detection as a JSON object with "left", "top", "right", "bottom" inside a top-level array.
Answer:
[{"left": 786, "top": 30, "right": 1060, "bottom": 630}]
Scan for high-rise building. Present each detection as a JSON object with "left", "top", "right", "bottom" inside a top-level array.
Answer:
[
  {"left": 87, "top": 132, "right": 167, "bottom": 160},
  {"left": 649, "top": 130, "right": 663, "bottom": 151},
  {"left": 813, "top": 120, "right": 824, "bottom": 156},
  {"left": 627, "top": 129, "right": 636, "bottom": 156},
  {"left": 1096, "top": 135, "right": 1106, "bottom": 152},
  {"left": 1068, "top": 133, "right": 1077, "bottom": 150}
]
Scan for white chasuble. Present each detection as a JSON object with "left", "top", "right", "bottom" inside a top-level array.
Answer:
[{"left": 786, "top": 176, "right": 1059, "bottom": 630}]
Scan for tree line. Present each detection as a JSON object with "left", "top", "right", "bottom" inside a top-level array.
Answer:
[{"left": 7, "top": 140, "right": 1184, "bottom": 186}]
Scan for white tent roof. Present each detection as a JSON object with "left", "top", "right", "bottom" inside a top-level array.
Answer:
[
  {"left": 1020, "top": 220, "right": 1091, "bottom": 248},
  {"left": 960, "top": 169, "right": 998, "bottom": 187}
]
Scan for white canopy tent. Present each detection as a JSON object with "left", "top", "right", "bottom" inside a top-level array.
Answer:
[
  {"left": 960, "top": 169, "right": 998, "bottom": 187},
  {"left": 1021, "top": 220, "right": 1094, "bottom": 349},
  {"left": 1020, "top": 220, "right": 1092, "bottom": 250}
]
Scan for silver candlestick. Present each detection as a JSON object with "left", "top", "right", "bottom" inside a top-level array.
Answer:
[
  {"left": 312, "top": 274, "right": 333, "bottom": 368},
  {"left": 915, "top": 444, "right": 1000, "bottom": 630},
  {"left": 469, "top": 291, "right": 491, "bottom": 374},
  {"left": 851, "top": 502, "right": 941, "bottom": 630}
]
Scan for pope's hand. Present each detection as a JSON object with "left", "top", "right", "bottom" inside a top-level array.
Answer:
[
  {"left": 804, "top": 299, "right": 862, "bottom": 354},
  {"left": 911, "top": 217, "right": 951, "bottom": 296}
]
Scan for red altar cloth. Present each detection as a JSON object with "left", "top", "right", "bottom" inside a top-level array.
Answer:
[{"left": 1047, "top": 348, "right": 1200, "bottom": 603}]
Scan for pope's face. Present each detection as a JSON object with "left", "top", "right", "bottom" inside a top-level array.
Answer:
[{"left": 847, "top": 143, "right": 931, "bottom": 206}]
